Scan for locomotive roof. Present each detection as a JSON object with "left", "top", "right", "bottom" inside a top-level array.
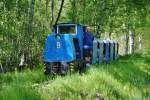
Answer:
[{"left": 56, "top": 22, "right": 83, "bottom": 26}]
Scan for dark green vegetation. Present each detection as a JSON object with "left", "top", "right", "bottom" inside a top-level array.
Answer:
[
  {"left": 0, "top": 0, "right": 150, "bottom": 71},
  {"left": 0, "top": 53, "right": 150, "bottom": 100}
]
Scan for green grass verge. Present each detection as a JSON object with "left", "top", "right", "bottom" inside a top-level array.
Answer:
[{"left": 0, "top": 52, "right": 150, "bottom": 100}]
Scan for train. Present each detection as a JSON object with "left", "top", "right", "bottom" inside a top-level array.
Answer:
[{"left": 43, "top": 23, "right": 118, "bottom": 75}]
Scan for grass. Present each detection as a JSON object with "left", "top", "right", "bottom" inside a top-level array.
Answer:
[{"left": 0, "top": 52, "right": 150, "bottom": 100}]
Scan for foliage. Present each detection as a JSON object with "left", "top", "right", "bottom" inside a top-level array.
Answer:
[
  {"left": 0, "top": 52, "right": 150, "bottom": 100},
  {"left": 0, "top": 0, "right": 150, "bottom": 70}
]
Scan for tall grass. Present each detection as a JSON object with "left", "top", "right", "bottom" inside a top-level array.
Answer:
[{"left": 0, "top": 53, "right": 150, "bottom": 100}]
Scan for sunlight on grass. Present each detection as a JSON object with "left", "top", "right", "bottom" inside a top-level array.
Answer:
[{"left": 0, "top": 53, "right": 150, "bottom": 100}]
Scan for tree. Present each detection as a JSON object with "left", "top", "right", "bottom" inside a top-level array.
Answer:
[
  {"left": 55, "top": 0, "right": 65, "bottom": 25},
  {"left": 50, "top": 0, "right": 54, "bottom": 27}
]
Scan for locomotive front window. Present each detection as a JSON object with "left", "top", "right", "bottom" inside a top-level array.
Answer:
[{"left": 58, "top": 25, "right": 76, "bottom": 34}]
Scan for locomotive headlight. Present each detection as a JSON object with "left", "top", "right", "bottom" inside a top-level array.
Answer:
[{"left": 55, "top": 34, "right": 61, "bottom": 40}]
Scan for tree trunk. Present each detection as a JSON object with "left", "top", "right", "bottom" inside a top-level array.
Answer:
[
  {"left": 0, "top": 62, "right": 4, "bottom": 73},
  {"left": 138, "top": 35, "right": 142, "bottom": 50},
  {"left": 19, "top": 53, "right": 25, "bottom": 69},
  {"left": 125, "top": 33, "right": 129, "bottom": 55},
  {"left": 50, "top": 0, "right": 54, "bottom": 27},
  {"left": 27, "top": 0, "right": 35, "bottom": 67},
  {"left": 54, "top": 0, "right": 65, "bottom": 25},
  {"left": 15, "top": 0, "right": 20, "bottom": 19},
  {"left": 71, "top": 0, "right": 76, "bottom": 22},
  {"left": 46, "top": 0, "right": 49, "bottom": 19},
  {"left": 104, "top": 32, "right": 107, "bottom": 40},
  {"left": 108, "top": 32, "right": 111, "bottom": 40},
  {"left": 39, "top": 0, "right": 42, "bottom": 16},
  {"left": 28, "top": 0, "right": 35, "bottom": 36},
  {"left": 82, "top": 0, "right": 86, "bottom": 24},
  {"left": 96, "top": 25, "right": 101, "bottom": 38},
  {"left": 129, "top": 29, "right": 134, "bottom": 54}
]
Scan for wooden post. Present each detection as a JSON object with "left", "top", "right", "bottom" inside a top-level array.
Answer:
[{"left": 125, "top": 33, "right": 129, "bottom": 55}]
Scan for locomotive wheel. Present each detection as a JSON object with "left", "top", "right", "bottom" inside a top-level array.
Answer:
[
  {"left": 69, "top": 61, "right": 76, "bottom": 74},
  {"left": 69, "top": 60, "right": 86, "bottom": 74},
  {"left": 69, "top": 61, "right": 81, "bottom": 74}
]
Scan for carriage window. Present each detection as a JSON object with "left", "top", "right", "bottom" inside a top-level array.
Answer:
[{"left": 58, "top": 25, "right": 76, "bottom": 34}]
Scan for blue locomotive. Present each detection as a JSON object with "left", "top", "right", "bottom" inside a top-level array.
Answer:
[
  {"left": 43, "top": 23, "right": 118, "bottom": 75},
  {"left": 43, "top": 23, "right": 94, "bottom": 74}
]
